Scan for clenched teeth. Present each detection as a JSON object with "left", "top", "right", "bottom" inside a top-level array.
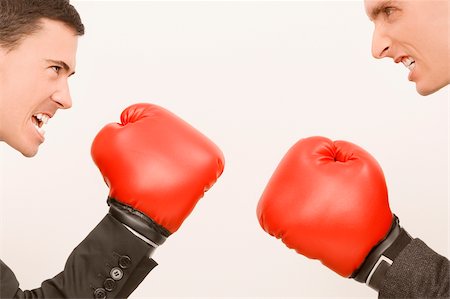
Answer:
[
  {"left": 35, "top": 113, "right": 49, "bottom": 125},
  {"left": 401, "top": 57, "right": 415, "bottom": 71}
]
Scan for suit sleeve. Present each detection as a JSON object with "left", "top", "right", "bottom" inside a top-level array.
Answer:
[
  {"left": 0, "top": 214, "right": 157, "bottom": 299},
  {"left": 379, "top": 238, "right": 449, "bottom": 298}
]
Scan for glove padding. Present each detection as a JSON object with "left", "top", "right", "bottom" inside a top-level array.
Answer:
[
  {"left": 257, "top": 136, "right": 393, "bottom": 277},
  {"left": 92, "top": 103, "right": 225, "bottom": 245}
]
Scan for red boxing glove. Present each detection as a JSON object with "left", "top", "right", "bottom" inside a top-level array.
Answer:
[
  {"left": 257, "top": 136, "right": 395, "bottom": 279},
  {"left": 92, "top": 103, "right": 224, "bottom": 246}
]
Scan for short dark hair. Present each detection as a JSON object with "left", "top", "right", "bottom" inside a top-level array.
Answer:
[{"left": 0, "top": 0, "right": 84, "bottom": 51}]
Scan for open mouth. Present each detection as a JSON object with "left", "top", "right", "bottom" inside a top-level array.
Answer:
[
  {"left": 401, "top": 57, "right": 415, "bottom": 71},
  {"left": 32, "top": 113, "right": 49, "bottom": 136}
]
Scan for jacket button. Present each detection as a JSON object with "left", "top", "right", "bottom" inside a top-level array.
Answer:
[
  {"left": 118, "top": 255, "right": 132, "bottom": 269},
  {"left": 104, "top": 278, "right": 116, "bottom": 292},
  {"left": 110, "top": 267, "right": 123, "bottom": 280},
  {"left": 93, "top": 287, "right": 107, "bottom": 299}
]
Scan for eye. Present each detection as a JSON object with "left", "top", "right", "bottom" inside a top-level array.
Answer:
[
  {"left": 51, "top": 65, "right": 62, "bottom": 73},
  {"left": 383, "top": 7, "right": 395, "bottom": 17}
]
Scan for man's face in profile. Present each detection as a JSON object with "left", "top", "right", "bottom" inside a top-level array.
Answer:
[
  {"left": 0, "top": 18, "right": 78, "bottom": 157},
  {"left": 364, "top": 0, "right": 449, "bottom": 96}
]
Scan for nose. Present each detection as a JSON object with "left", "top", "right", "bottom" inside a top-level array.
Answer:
[
  {"left": 51, "top": 79, "right": 72, "bottom": 109},
  {"left": 371, "top": 24, "right": 391, "bottom": 59}
]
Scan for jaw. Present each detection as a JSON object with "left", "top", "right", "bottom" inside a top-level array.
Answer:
[
  {"left": 416, "top": 83, "right": 445, "bottom": 96},
  {"left": 14, "top": 118, "right": 44, "bottom": 157},
  {"left": 414, "top": 68, "right": 449, "bottom": 96}
]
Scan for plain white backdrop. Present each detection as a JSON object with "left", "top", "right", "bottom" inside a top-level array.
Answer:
[{"left": 0, "top": 1, "right": 448, "bottom": 298}]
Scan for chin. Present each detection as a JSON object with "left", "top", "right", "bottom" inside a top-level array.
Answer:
[
  {"left": 416, "top": 80, "right": 448, "bottom": 96},
  {"left": 15, "top": 143, "right": 39, "bottom": 157},
  {"left": 416, "top": 87, "right": 434, "bottom": 96},
  {"left": 21, "top": 150, "right": 39, "bottom": 158}
]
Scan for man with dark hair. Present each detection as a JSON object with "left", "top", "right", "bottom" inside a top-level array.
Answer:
[
  {"left": 0, "top": 1, "right": 158, "bottom": 297},
  {"left": 363, "top": 0, "right": 449, "bottom": 297},
  {"left": 0, "top": 0, "right": 84, "bottom": 51},
  {"left": 257, "top": 1, "right": 448, "bottom": 298}
]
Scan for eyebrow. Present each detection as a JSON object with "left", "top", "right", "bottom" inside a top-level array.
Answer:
[
  {"left": 45, "top": 59, "right": 76, "bottom": 76},
  {"left": 368, "top": 0, "right": 394, "bottom": 21}
]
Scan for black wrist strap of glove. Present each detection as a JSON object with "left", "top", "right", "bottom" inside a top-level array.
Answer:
[
  {"left": 108, "top": 197, "right": 171, "bottom": 246},
  {"left": 351, "top": 214, "right": 413, "bottom": 292}
]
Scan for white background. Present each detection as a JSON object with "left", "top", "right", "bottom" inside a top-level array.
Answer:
[{"left": 0, "top": 1, "right": 448, "bottom": 298}]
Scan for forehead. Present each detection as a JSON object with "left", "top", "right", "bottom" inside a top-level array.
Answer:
[
  {"left": 32, "top": 18, "right": 78, "bottom": 47},
  {"left": 20, "top": 19, "right": 79, "bottom": 69}
]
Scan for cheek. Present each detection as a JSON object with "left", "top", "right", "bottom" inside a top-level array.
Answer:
[
  {"left": 411, "top": 10, "right": 447, "bottom": 61},
  {"left": 13, "top": 77, "right": 40, "bottom": 110},
  {"left": 416, "top": 30, "right": 448, "bottom": 84},
  {"left": 3, "top": 73, "right": 54, "bottom": 126},
  {"left": 0, "top": 74, "right": 29, "bottom": 115},
  {"left": 0, "top": 54, "right": 54, "bottom": 129},
  {"left": 23, "top": 70, "right": 55, "bottom": 105}
]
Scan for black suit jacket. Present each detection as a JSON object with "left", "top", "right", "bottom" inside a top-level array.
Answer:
[
  {"left": 0, "top": 214, "right": 157, "bottom": 298},
  {"left": 379, "top": 238, "right": 449, "bottom": 298}
]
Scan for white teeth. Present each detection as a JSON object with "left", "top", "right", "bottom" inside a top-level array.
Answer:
[
  {"left": 33, "top": 113, "right": 50, "bottom": 124},
  {"left": 401, "top": 57, "right": 415, "bottom": 71},
  {"left": 32, "top": 113, "right": 50, "bottom": 137},
  {"left": 33, "top": 123, "right": 46, "bottom": 136}
]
